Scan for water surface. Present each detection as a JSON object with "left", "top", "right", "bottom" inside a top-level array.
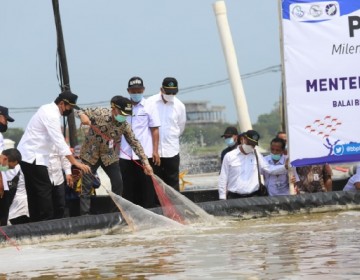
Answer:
[{"left": 1, "top": 211, "right": 360, "bottom": 279}]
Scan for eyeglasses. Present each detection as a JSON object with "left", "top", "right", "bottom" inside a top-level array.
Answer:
[{"left": 162, "top": 88, "right": 177, "bottom": 95}]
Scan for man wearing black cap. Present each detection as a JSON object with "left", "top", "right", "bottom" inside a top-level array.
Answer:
[
  {"left": 0, "top": 106, "right": 15, "bottom": 151},
  {"left": 219, "top": 129, "right": 288, "bottom": 200},
  {"left": 0, "top": 106, "right": 15, "bottom": 225},
  {"left": 17, "top": 90, "right": 91, "bottom": 222},
  {"left": 147, "top": 77, "right": 186, "bottom": 191},
  {"left": 77, "top": 95, "right": 153, "bottom": 215},
  {"left": 119, "top": 77, "right": 161, "bottom": 208},
  {"left": 220, "top": 126, "right": 238, "bottom": 165}
]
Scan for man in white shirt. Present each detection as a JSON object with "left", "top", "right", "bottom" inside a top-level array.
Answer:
[
  {"left": 219, "top": 130, "right": 288, "bottom": 200},
  {"left": 119, "top": 77, "right": 161, "bottom": 208},
  {"left": 17, "top": 90, "right": 90, "bottom": 222},
  {"left": 147, "top": 77, "right": 186, "bottom": 191},
  {"left": 262, "top": 137, "right": 289, "bottom": 196}
]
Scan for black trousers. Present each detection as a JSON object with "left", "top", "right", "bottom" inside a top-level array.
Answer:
[
  {"left": 52, "top": 182, "right": 66, "bottom": 219},
  {"left": 120, "top": 158, "right": 158, "bottom": 208},
  {"left": 0, "top": 191, "right": 9, "bottom": 226},
  {"left": 227, "top": 191, "right": 259, "bottom": 199},
  {"left": 152, "top": 154, "right": 180, "bottom": 192},
  {"left": 80, "top": 160, "right": 123, "bottom": 215},
  {"left": 20, "top": 161, "right": 54, "bottom": 222}
]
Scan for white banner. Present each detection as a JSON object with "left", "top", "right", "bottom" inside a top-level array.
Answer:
[{"left": 281, "top": 0, "right": 360, "bottom": 166}]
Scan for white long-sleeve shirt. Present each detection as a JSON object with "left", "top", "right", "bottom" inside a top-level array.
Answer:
[
  {"left": 18, "top": 102, "right": 72, "bottom": 166},
  {"left": 120, "top": 98, "right": 161, "bottom": 160},
  {"left": 48, "top": 145, "right": 72, "bottom": 186},
  {"left": 146, "top": 93, "right": 186, "bottom": 158},
  {"left": 218, "top": 148, "right": 287, "bottom": 199},
  {"left": 7, "top": 165, "right": 29, "bottom": 221}
]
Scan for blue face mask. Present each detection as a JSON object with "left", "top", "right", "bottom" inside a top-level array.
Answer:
[
  {"left": 224, "top": 137, "right": 235, "bottom": 147},
  {"left": 271, "top": 153, "right": 281, "bottom": 161},
  {"left": 130, "top": 93, "right": 143, "bottom": 103},
  {"left": 114, "top": 114, "right": 127, "bottom": 123}
]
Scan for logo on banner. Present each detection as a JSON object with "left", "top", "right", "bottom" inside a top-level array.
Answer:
[
  {"left": 309, "top": 5, "right": 322, "bottom": 17},
  {"left": 292, "top": 5, "right": 305, "bottom": 18},
  {"left": 325, "top": 4, "right": 337, "bottom": 16},
  {"left": 334, "top": 144, "right": 360, "bottom": 155},
  {"left": 290, "top": 1, "right": 340, "bottom": 21}
]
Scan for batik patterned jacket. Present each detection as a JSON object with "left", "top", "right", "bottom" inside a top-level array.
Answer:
[
  {"left": 77, "top": 107, "right": 149, "bottom": 166},
  {"left": 295, "top": 164, "right": 332, "bottom": 193}
]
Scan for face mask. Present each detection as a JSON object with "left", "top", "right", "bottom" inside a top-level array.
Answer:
[
  {"left": 115, "top": 114, "right": 127, "bottom": 123},
  {"left": 0, "top": 123, "right": 8, "bottom": 133},
  {"left": 130, "top": 93, "right": 143, "bottom": 103},
  {"left": 242, "top": 144, "right": 254, "bottom": 154},
  {"left": 225, "top": 138, "right": 235, "bottom": 147},
  {"left": 162, "top": 94, "right": 175, "bottom": 102},
  {"left": 271, "top": 153, "right": 281, "bottom": 161},
  {"left": 62, "top": 109, "right": 73, "bottom": 117},
  {"left": 0, "top": 165, "right": 9, "bottom": 172}
]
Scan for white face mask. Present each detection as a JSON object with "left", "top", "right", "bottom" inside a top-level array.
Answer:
[
  {"left": 162, "top": 94, "right": 175, "bottom": 102},
  {"left": 242, "top": 144, "right": 254, "bottom": 154}
]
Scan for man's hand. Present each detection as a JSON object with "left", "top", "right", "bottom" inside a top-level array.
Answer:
[
  {"left": 66, "top": 174, "right": 74, "bottom": 188},
  {"left": 144, "top": 164, "right": 154, "bottom": 176},
  {"left": 152, "top": 152, "right": 161, "bottom": 166},
  {"left": 75, "top": 161, "right": 91, "bottom": 174},
  {"left": 80, "top": 114, "right": 91, "bottom": 126}
]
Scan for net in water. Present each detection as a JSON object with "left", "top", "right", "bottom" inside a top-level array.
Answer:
[
  {"left": 105, "top": 174, "right": 216, "bottom": 231},
  {"left": 151, "top": 174, "right": 216, "bottom": 225}
]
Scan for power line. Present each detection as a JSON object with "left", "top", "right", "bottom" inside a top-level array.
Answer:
[{"left": 9, "top": 64, "right": 281, "bottom": 114}]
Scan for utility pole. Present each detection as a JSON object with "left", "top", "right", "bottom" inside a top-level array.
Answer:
[{"left": 52, "top": 0, "right": 78, "bottom": 148}]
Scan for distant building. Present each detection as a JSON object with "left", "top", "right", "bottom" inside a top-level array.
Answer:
[{"left": 184, "top": 101, "right": 225, "bottom": 124}]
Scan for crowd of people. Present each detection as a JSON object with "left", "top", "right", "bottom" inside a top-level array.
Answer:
[
  {"left": 218, "top": 126, "right": 341, "bottom": 200},
  {"left": 2, "top": 80, "right": 360, "bottom": 225},
  {"left": 0, "top": 76, "right": 185, "bottom": 225}
]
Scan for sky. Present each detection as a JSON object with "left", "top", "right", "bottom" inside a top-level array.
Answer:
[{"left": 0, "top": 0, "right": 282, "bottom": 129}]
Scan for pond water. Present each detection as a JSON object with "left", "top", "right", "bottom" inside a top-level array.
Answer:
[{"left": 1, "top": 210, "right": 360, "bottom": 279}]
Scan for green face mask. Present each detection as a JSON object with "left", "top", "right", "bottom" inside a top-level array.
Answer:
[
  {"left": 114, "top": 114, "right": 127, "bottom": 123},
  {"left": 0, "top": 165, "right": 9, "bottom": 172}
]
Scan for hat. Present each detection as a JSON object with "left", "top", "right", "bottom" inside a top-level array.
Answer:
[
  {"left": 128, "top": 77, "right": 144, "bottom": 89},
  {"left": 242, "top": 130, "right": 260, "bottom": 146},
  {"left": 221, "top": 126, "right": 238, "bottom": 137},
  {"left": 162, "top": 77, "right": 178, "bottom": 94},
  {"left": 111, "top": 95, "right": 133, "bottom": 116},
  {"left": 58, "top": 90, "right": 80, "bottom": 110},
  {"left": 0, "top": 106, "right": 14, "bottom": 122}
]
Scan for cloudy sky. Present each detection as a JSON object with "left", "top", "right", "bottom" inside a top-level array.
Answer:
[{"left": 0, "top": 0, "right": 281, "bottom": 129}]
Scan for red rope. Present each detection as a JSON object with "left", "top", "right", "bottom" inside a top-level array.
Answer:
[{"left": 0, "top": 227, "right": 20, "bottom": 251}]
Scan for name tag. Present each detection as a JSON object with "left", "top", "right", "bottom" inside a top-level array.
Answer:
[
  {"left": 109, "top": 139, "right": 114, "bottom": 149},
  {"left": 313, "top": 174, "right": 319, "bottom": 181}
]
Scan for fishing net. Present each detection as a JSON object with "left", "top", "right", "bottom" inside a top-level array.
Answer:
[
  {"left": 151, "top": 174, "right": 216, "bottom": 225},
  {"left": 104, "top": 187, "right": 183, "bottom": 232},
  {"left": 102, "top": 174, "right": 216, "bottom": 232}
]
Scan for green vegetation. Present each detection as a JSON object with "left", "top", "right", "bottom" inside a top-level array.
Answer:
[{"left": 181, "top": 103, "right": 282, "bottom": 155}]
